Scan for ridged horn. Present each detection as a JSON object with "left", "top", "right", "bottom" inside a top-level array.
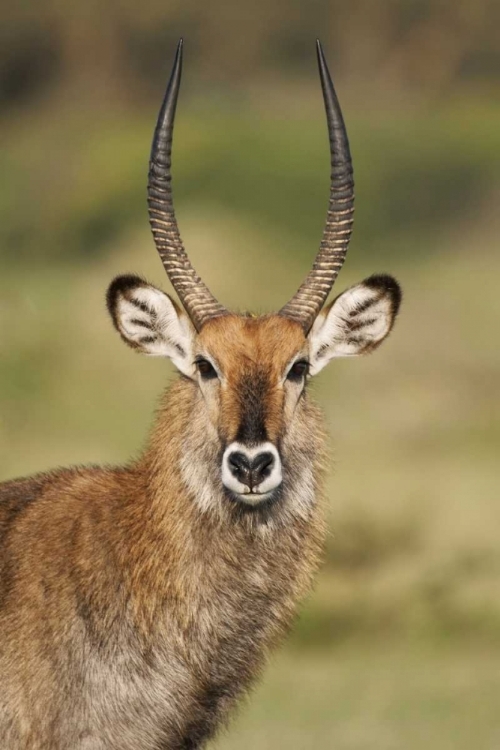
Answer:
[
  {"left": 279, "top": 40, "right": 354, "bottom": 334},
  {"left": 147, "top": 39, "right": 228, "bottom": 331}
]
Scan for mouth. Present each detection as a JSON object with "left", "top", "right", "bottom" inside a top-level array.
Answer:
[{"left": 224, "top": 487, "right": 280, "bottom": 507}]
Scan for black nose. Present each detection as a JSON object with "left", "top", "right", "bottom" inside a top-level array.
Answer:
[{"left": 227, "top": 451, "right": 275, "bottom": 490}]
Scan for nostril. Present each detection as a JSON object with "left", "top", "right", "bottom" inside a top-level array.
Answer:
[
  {"left": 251, "top": 452, "right": 274, "bottom": 482},
  {"left": 228, "top": 452, "right": 249, "bottom": 471},
  {"left": 227, "top": 451, "right": 251, "bottom": 481}
]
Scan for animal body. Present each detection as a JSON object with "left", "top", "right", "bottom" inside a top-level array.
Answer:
[{"left": 0, "top": 40, "right": 401, "bottom": 749}]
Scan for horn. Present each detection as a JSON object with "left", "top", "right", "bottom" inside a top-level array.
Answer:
[
  {"left": 279, "top": 40, "right": 354, "bottom": 333},
  {"left": 147, "top": 39, "right": 228, "bottom": 331}
]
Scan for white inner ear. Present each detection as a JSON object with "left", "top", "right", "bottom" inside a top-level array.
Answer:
[
  {"left": 308, "top": 283, "right": 394, "bottom": 375},
  {"left": 116, "top": 285, "right": 195, "bottom": 377}
]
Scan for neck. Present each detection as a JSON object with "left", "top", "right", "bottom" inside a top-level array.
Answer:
[{"left": 123, "top": 376, "right": 327, "bottom": 640}]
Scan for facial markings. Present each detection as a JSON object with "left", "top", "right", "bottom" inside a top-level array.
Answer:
[
  {"left": 235, "top": 369, "right": 269, "bottom": 444},
  {"left": 196, "top": 315, "right": 307, "bottom": 448}
]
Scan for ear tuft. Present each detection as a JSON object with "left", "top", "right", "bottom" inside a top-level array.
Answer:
[
  {"left": 308, "top": 274, "right": 402, "bottom": 375},
  {"left": 106, "top": 274, "right": 150, "bottom": 335},
  {"left": 363, "top": 274, "right": 402, "bottom": 318},
  {"left": 106, "top": 274, "right": 195, "bottom": 377}
]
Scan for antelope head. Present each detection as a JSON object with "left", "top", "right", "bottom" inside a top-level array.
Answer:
[{"left": 107, "top": 40, "right": 401, "bottom": 510}]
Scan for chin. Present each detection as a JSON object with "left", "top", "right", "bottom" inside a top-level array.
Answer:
[{"left": 223, "top": 486, "right": 282, "bottom": 510}]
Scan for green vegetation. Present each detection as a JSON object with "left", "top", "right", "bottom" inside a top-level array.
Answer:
[
  {"left": 213, "top": 643, "right": 500, "bottom": 749},
  {"left": 2, "top": 113, "right": 499, "bottom": 748},
  {"left": 1, "top": 3, "right": 499, "bottom": 745},
  {"left": 1, "top": 103, "right": 500, "bottom": 267}
]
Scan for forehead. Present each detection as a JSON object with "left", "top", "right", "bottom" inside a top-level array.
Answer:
[{"left": 197, "top": 314, "right": 306, "bottom": 375}]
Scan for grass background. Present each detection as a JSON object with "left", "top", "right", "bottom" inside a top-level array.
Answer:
[{"left": 1, "top": 2, "right": 499, "bottom": 746}]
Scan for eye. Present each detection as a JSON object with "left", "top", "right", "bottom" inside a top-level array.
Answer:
[
  {"left": 287, "top": 360, "right": 309, "bottom": 382},
  {"left": 195, "top": 357, "right": 218, "bottom": 380}
]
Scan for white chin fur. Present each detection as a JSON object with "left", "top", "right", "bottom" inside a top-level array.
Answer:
[{"left": 232, "top": 491, "right": 276, "bottom": 506}]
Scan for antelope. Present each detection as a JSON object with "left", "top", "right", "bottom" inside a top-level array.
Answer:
[{"left": 0, "top": 39, "right": 401, "bottom": 749}]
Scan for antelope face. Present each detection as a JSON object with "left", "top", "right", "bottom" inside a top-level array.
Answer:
[
  {"left": 107, "top": 274, "right": 401, "bottom": 506},
  {"left": 106, "top": 39, "right": 402, "bottom": 508},
  {"left": 197, "top": 315, "right": 306, "bottom": 504}
]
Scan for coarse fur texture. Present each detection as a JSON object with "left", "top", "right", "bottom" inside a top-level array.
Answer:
[
  {"left": 0, "top": 38, "right": 403, "bottom": 746},
  {"left": 0, "top": 278, "right": 401, "bottom": 749},
  {"left": 0, "top": 321, "right": 327, "bottom": 750}
]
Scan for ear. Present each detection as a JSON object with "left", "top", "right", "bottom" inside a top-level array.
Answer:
[
  {"left": 308, "top": 274, "right": 402, "bottom": 376},
  {"left": 106, "top": 275, "right": 196, "bottom": 378}
]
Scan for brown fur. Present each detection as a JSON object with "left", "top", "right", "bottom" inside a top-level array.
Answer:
[
  {"left": 0, "top": 313, "right": 327, "bottom": 750},
  {"left": 198, "top": 314, "right": 307, "bottom": 444}
]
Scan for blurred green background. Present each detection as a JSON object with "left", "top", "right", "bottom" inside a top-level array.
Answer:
[{"left": 1, "top": 1, "right": 499, "bottom": 747}]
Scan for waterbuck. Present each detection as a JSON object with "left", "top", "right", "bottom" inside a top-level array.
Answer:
[{"left": 0, "top": 40, "right": 401, "bottom": 749}]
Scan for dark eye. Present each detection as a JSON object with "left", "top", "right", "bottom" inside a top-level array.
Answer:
[
  {"left": 196, "top": 358, "right": 218, "bottom": 380},
  {"left": 287, "top": 360, "right": 309, "bottom": 382}
]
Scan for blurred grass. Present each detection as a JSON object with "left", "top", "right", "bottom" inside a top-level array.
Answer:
[
  {"left": 1, "top": 99, "right": 499, "bottom": 266},
  {"left": 211, "top": 640, "right": 500, "bottom": 749},
  {"left": 1, "top": 95, "right": 500, "bottom": 747},
  {"left": 1, "top": 99, "right": 499, "bottom": 621}
]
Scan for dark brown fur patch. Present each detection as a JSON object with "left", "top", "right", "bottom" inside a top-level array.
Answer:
[
  {"left": 199, "top": 314, "right": 306, "bottom": 446},
  {"left": 0, "top": 313, "right": 326, "bottom": 749}
]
